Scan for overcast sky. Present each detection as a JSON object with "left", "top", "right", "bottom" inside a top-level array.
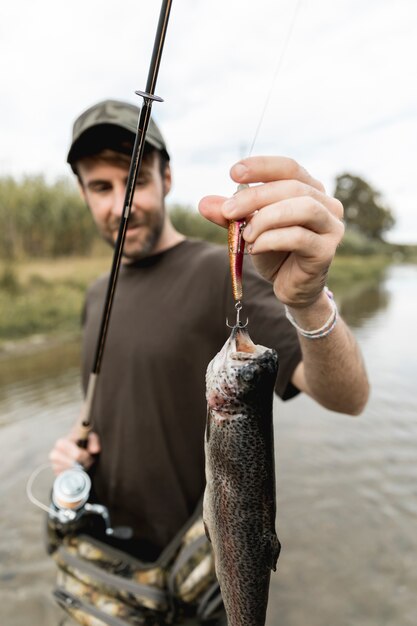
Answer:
[{"left": 1, "top": 0, "right": 416, "bottom": 243}]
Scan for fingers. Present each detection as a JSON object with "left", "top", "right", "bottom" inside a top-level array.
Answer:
[
  {"left": 198, "top": 158, "right": 343, "bottom": 231},
  {"left": 49, "top": 432, "right": 100, "bottom": 475},
  {"left": 49, "top": 438, "right": 80, "bottom": 474},
  {"left": 247, "top": 225, "right": 331, "bottom": 259},
  {"left": 230, "top": 156, "right": 325, "bottom": 192},
  {"left": 224, "top": 180, "right": 343, "bottom": 222},
  {"left": 242, "top": 196, "right": 344, "bottom": 249},
  {"left": 87, "top": 431, "right": 101, "bottom": 455},
  {"left": 198, "top": 194, "right": 229, "bottom": 228}
]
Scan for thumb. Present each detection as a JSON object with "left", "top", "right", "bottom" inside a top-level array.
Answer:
[
  {"left": 87, "top": 432, "right": 101, "bottom": 455},
  {"left": 198, "top": 195, "right": 229, "bottom": 228}
]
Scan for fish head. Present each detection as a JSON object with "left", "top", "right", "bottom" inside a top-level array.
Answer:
[{"left": 206, "top": 326, "right": 278, "bottom": 411}]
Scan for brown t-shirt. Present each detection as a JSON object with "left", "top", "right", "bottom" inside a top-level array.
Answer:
[{"left": 82, "top": 239, "right": 301, "bottom": 555}]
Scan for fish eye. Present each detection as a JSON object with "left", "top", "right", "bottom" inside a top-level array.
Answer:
[{"left": 240, "top": 365, "right": 258, "bottom": 382}]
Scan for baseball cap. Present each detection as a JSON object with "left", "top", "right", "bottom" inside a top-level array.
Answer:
[{"left": 67, "top": 99, "right": 169, "bottom": 168}]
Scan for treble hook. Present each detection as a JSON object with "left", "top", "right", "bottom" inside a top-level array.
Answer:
[
  {"left": 226, "top": 300, "right": 249, "bottom": 329},
  {"left": 226, "top": 185, "right": 250, "bottom": 330}
]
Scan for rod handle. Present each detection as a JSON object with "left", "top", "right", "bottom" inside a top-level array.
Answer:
[
  {"left": 76, "top": 373, "right": 98, "bottom": 448},
  {"left": 76, "top": 421, "right": 91, "bottom": 449}
]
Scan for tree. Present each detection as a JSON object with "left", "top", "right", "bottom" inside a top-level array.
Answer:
[{"left": 333, "top": 173, "right": 395, "bottom": 241}]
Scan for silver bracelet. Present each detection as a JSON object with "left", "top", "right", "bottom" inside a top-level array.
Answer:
[{"left": 285, "top": 287, "right": 338, "bottom": 339}]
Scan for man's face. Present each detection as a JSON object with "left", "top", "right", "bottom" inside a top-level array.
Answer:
[{"left": 78, "top": 154, "right": 171, "bottom": 261}]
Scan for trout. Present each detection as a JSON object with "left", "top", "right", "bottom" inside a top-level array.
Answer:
[{"left": 203, "top": 325, "right": 281, "bottom": 626}]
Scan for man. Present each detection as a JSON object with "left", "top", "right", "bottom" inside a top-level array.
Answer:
[{"left": 49, "top": 99, "right": 369, "bottom": 624}]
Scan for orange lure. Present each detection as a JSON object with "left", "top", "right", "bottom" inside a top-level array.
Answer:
[{"left": 228, "top": 219, "right": 246, "bottom": 302}]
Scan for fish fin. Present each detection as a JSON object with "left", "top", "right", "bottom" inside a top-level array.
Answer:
[
  {"left": 264, "top": 531, "right": 281, "bottom": 571},
  {"left": 203, "top": 520, "right": 212, "bottom": 543}
]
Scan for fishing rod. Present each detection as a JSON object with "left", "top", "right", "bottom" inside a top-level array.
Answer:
[
  {"left": 27, "top": 0, "right": 174, "bottom": 536},
  {"left": 77, "top": 0, "right": 173, "bottom": 448}
]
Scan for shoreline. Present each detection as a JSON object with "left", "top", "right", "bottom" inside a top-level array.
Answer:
[
  {"left": 0, "top": 331, "right": 81, "bottom": 360},
  {"left": 0, "top": 254, "right": 394, "bottom": 359}
]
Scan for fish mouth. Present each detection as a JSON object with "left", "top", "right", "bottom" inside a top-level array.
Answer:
[
  {"left": 232, "top": 326, "right": 256, "bottom": 354},
  {"left": 210, "top": 327, "right": 268, "bottom": 379},
  {"left": 229, "top": 326, "right": 271, "bottom": 361}
]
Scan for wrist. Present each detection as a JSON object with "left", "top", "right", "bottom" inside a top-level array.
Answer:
[{"left": 285, "top": 288, "right": 337, "bottom": 339}]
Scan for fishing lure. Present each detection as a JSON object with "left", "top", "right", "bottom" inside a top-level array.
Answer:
[
  {"left": 228, "top": 184, "right": 249, "bottom": 327},
  {"left": 228, "top": 219, "right": 246, "bottom": 301}
]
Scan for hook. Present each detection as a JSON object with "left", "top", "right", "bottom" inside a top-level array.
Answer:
[{"left": 226, "top": 301, "right": 249, "bottom": 329}]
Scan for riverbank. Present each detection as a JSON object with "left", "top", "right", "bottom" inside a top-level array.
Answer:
[
  {"left": 327, "top": 254, "right": 391, "bottom": 292},
  {"left": 0, "top": 254, "right": 111, "bottom": 350},
  {"left": 0, "top": 252, "right": 392, "bottom": 351}
]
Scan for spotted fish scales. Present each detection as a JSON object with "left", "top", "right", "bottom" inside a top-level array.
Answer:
[{"left": 203, "top": 326, "right": 281, "bottom": 626}]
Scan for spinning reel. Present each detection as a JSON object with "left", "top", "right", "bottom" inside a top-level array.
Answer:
[{"left": 27, "top": 463, "right": 132, "bottom": 540}]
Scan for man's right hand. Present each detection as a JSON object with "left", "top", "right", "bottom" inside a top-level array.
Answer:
[{"left": 49, "top": 431, "right": 101, "bottom": 475}]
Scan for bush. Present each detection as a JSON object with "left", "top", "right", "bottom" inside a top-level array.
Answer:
[
  {"left": 169, "top": 204, "right": 227, "bottom": 245},
  {"left": 338, "top": 229, "right": 388, "bottom": 256}
]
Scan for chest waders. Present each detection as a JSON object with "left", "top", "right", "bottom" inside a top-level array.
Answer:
[{"left": 47, "top": 501, "right": 223, "bottom": 626}]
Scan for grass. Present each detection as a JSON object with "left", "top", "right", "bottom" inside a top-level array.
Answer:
[
  {"left": 0, "top": 254, "right": 111, "bottom": 344},
  {"left": 0, "top": 250, "right": 395, "bottom": 347}
]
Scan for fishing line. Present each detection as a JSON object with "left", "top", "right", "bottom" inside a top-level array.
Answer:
[
  {"left": 26, "top": 462, "right": 55, "bottom": 514},
  {"left": 247, "top": 0, "right": 302, "bottom": 157},
  {"left": 229, "top": 0, "right": 302, "bottom": 328}
]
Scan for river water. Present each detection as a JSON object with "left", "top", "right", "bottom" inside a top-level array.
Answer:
[{"left": 0, "top": 263, "right": 416, "bottom": 626}]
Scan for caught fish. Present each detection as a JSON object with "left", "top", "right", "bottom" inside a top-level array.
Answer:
[{"left": 203, "top": 325, "right": 281, "bottom": 626}]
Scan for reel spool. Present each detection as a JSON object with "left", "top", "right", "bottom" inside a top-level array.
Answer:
[
  {"left": 52, "top": 465, "right": 91, "bottom": 512},
  {"left": 27, "top": 464, "right": 132, "bottom": 539}
]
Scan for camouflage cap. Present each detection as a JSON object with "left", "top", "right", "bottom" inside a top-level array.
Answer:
[{"left": 67, "top": 99, "right": 169, "bottom": 167}]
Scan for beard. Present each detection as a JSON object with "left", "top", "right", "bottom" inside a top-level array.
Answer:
[{"left": 100, "top": 203, "right": 166, "bottom": 261}]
